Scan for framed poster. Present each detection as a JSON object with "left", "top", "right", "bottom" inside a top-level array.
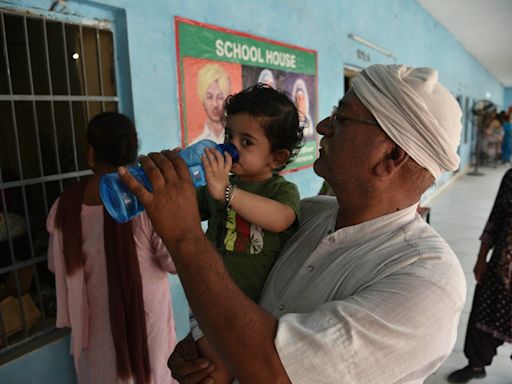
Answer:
[{"left": 175, "top": 17, "right": 318, "bottom": 171}]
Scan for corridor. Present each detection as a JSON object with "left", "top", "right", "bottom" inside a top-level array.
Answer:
[{"left": 426, "top": 165, "right": 512, "bottom": 384}]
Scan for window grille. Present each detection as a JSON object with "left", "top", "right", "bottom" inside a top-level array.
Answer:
[{"left": 0, "top": 9, "right": 118, "bottom": 356}]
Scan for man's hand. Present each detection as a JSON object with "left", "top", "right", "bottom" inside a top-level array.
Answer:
[
  {"left": 118, "top": 150, "right": 204, "bottom": 246},
  {"left": 202, "top": 147, "right": 232, "bottom": 201},
  {"left": 168, "top": 334, "right": 216, "bottom": 384}
]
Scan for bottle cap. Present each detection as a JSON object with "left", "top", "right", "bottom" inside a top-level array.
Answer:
[{"left": 217, "top": 142, "right": 239, "bottom": 163}]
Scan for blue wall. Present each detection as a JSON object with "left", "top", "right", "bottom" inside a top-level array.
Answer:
[
  {"left": 505, "top": 88, "right": 512, "bottom": 111},
  {"left": 0, "top": 0, "right": 506, "bottom": 381},
  {"left": 0, "top": 337, "right": 76, "bottom": 384},
  {"left": 3, "top": 0, "right": 505, "bottom": 196}
]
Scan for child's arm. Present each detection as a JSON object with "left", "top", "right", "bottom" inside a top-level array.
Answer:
[
  {"left": 197, "top": 336, "right": 234, "bottom": 384},
  {"left": 228, "top": 188, "right": 296, "bottom": 232},
  {"left": 202, "top": 148, "right": 296, "bottom": 233}
]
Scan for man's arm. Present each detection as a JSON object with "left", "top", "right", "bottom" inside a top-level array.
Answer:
[{"left": 119, "top": 151, "right": 291, "bottom": 384}]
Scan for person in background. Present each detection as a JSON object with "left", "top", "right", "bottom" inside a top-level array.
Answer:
[
  {"left": 481, "top": 113, "right": 503, "bottom": 165},
  {"left": 499, "top": 109, "right": 512, "bottom": 163},
  {"left": 47, "top": 112, "right": 177, "bottom": 384},
  {"left": 122, "top": 64, "right": 466, "bottom": 384},
  {"left": 448, "top": 168, "right": 512, "bottom": 383},
  {"left": 192, "top": 63, "right": 232, "bottom": 144}
]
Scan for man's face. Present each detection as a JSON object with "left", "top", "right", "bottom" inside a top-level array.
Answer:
[
  {"left": 202, "top": 80, "right": 227, "bottom": 124},
  {"left": 314, "top": 90, "right": 388, "bottom": 194}
]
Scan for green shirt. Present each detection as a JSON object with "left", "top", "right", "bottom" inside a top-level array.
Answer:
[{"left": 197, "top": 175, "right": 300, "bottom": 301}]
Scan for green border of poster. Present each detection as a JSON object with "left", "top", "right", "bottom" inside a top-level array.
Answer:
[{"left": 175, "top": 17, "right": 318, "bottom": 171}]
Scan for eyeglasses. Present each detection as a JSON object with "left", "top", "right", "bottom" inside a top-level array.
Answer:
[{"left": 329, "top": 106, "right": 381, "bottom": 130}]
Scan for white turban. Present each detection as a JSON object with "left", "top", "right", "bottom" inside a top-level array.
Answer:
[{"left": 351, "top": 64, "right": 462, "bottom": 179}]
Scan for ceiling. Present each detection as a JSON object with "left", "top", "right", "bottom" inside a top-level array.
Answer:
[{"left": 418, "top": 0, "right": 512, "bottom": 87}]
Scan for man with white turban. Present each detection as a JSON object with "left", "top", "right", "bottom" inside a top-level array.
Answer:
[{"left": 121, "top": 64, "right": 467, "bottom": 384}]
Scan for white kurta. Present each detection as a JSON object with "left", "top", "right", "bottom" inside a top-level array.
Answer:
[{"left": 259, "top": 196, "right": 466, "bottom": 384}]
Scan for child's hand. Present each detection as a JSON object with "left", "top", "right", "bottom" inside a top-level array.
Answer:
[{"left": 202, "top": 147, "right": 232, "bottom": 201}]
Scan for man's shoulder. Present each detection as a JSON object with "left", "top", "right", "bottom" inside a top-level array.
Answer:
[
  {"left": 300, "top": 195, "right": 338, "bottom": 207},
  {"left": 404, "top": 217, "right": 455, "bottom": 254},
  {"left": 276, "top": 196, "right": 337, "bottom": 248},
  {"left": 299, "top": 195, "right": 338, "bottom": 219},
  {"left": 398, "top": 219, "right": 465, "bottom": 299}
]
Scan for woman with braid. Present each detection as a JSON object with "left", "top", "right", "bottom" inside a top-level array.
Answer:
[{"left": 47, "top": 112, "right": 177, "bottom": 384}]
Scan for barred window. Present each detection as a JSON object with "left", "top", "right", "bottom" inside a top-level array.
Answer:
[{"left": 0, "top": 9, "right": 118, "bottom": 356}]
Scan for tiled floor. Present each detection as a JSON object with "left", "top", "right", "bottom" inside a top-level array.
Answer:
[{"left": 425, "top": 164, "right": 512, "bottom": 384}]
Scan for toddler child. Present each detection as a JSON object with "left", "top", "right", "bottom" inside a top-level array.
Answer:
[{"left": 192, "top": 83, "right": 304, "bottom": 383}]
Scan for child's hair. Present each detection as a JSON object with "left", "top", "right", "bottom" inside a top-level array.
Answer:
[
  {"left": 223, "top": 83, "right": 303, "bottom": 170},
  {"left": 87, "top": 112, "right": 138, "bottom": 166}
]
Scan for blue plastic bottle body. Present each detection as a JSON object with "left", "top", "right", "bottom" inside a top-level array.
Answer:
[
  {"left": 100, "top": 139, "right": 238, "bottom": 223},
  {"left": 180, "top": 140, "right": 218, "bottom": 188},
  {"left": 100, "top": 168, "right": 152, "bottom": 223}
]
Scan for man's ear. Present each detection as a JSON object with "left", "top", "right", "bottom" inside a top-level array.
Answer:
[
  {"left": 270, "top": 149, "right": 291, "bottom": 170},
  {"left": 374, "top": 144, "right": 409, "bottom": 178}
]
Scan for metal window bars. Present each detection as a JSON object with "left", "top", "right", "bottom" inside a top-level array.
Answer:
[{"left": 0, "top": 9, "right": 118, "bottom": 355}]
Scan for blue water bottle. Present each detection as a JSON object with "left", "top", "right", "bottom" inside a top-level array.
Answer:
[{"left": 100, "top": 139, "right": 239, "bottom": 223}]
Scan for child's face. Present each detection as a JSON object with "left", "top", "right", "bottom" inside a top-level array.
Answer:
[{"left": 224, "top": 113, "right": 278, "bottom": 182}]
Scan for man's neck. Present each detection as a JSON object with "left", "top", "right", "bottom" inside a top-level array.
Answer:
[
  {"left": 334, "top": 195, "right": 417, "bottom": 230},
  {"left": 335, "top": 201, "right": 418, "bottom": 230}
]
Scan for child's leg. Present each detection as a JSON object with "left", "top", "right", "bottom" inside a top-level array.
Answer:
[{"left": 197, "top": 336, "right": 234, "bottom": 384}]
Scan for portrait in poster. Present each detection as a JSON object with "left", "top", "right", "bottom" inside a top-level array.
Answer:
[
  {"left": 242, "top": 68, "right": 317, "bottom": 140},
  {"left": 257, "top": 69, "right": 276, "bottom": 88},
  {"left": 181, "top": 58, "right": 242, "bottom": 145},
  {"left": 193, "top": 63, "right": 231, "bottom": 144},
  {"left": 291, "top": 77, "right": 315, "bottom": 138},
  {"left": 176, "top": 17, "right": 317, "bottom": 170}
]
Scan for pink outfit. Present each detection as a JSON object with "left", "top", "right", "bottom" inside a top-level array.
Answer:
[{"left": 47, "top": 200, "right": 177, "bottom": 384}]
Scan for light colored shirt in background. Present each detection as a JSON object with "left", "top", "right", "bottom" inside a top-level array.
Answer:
[{"left": 47, "top": 203, "right": 177, "bottom": 384}]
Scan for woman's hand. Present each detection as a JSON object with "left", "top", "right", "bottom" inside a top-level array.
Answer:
[
  {"left": 473, "top": 258, "right": 488, "bottom": 284},
  {"left": 202, "top": 147, "right": 232, "bottom": 201}
]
